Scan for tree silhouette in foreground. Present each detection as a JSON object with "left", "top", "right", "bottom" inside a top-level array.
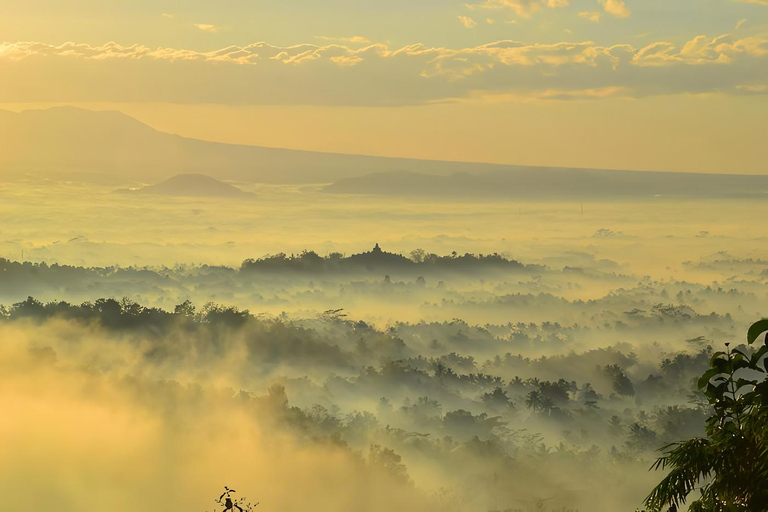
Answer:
[
  {"left": 643, "top": 320, "right": 768, "bottom": 511},
  {"left": 212, "top": 487, "right": 258, "bottom": 512}
]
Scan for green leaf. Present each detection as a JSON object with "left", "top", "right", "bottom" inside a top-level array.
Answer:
[
  {"left": 735, "top": 377, "right": 758, "bottom": 390},
  {"left": 750, "top": 345, "right": 768, "bottom": 368},
  {"left": 747, "top": 319, "right": 768, "bottom": 345},
  {"left": 698, "top": 368, "right": 722, "bottom": 389},
  {"left": 732, "top": 357, "right": 753, "bottom": 372}
]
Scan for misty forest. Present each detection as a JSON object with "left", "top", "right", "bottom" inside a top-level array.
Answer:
[
  {"left": 1, "top": 106, "right": 767, "bottom": 512},
  {"left": 3, "top": 0, "right": 768, "bottom": 509}
]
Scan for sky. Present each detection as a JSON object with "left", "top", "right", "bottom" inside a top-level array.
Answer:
[{"left": 1, "top": 0, "right": 767, "bottom": 173}]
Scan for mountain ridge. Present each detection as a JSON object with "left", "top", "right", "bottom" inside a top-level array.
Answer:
[
  {"left": 2, "top": 107, "right": 766, "bottom": 195},
  {"left": 0, "top": 107, "right": 522, "bottom": 184}
]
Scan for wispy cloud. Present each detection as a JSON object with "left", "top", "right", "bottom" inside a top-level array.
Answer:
[
  {"left": 599, "top": 0, "right": 631, "bottom": 18},
  {"left": 316, "top": 36, "right": 371, "bottom": 44},
  {"left": 466, "top": 0, "right": 569, "bottom": 18},
  {"left": 579, "top": 11, "right": 602, "bottom": 22},
  {"left": 1, "top": 34, "right": 766, "bottom": 106},
  {"left": 458, "top": 16, "right": 478, "bottom": 28},
  {"left": 631, "top": 35, "right": 768, "bottom": 66},
  {"left": 194, "top": 23, "right": 222, "bottom": 33},
  {"left": 463, "top": 85, "right": 631, "bottom": 103},
  {"left": 736, "top": 83, "right": 768, "bottom": 93}
]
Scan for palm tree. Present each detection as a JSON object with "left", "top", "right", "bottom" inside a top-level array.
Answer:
[
  {"left": 510, "top": 376, "right": 524, "bottom": 387},
  {"left": 644, "top": 320, "right": 768, "bottom": 511},
  {"left": 539, "top": 395, "right": 555, "bottom": 415},
  {"left": 525, "top": 377, "right": 541, "bottom": 388},
  {"left": 525, "top": 389, "right": 544, "bottom": 412}
]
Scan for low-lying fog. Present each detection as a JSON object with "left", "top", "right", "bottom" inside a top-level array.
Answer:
[{"left": 1, "top": 179, "right": 765, "bottom": 511}]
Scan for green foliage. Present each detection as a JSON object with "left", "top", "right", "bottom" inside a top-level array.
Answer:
[
  {"left": 644, "top": 320, "right": 768, "bottom": 511},
  {"left": 604, "top": 363, "right": 636, "bottom": 397}
]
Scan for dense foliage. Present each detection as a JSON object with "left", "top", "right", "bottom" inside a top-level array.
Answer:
[
  {"left": 4, "top": 295, "right": 716, "bottom": 508},
  {"left": 644, "top": 320, "right": 768, "bottom": 511}
]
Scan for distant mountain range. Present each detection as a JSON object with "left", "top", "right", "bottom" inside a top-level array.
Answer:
[
  {"left": 115, "top": 174, "right": 253, "bottom": 199},
  {"left": 323, "top": 169, "right": 768, "bottom": 199},
  {"left": 1, "top": 106, "right": 767, "bottom": 198}
]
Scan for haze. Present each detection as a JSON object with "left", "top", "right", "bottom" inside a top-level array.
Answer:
[{"left": 1, "top": 1, "right": 767, "bottom": 512}]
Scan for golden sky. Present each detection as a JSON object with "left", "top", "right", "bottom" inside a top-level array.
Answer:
[{"left": 1, "top": 0, "right": 767, "bottom": 172}]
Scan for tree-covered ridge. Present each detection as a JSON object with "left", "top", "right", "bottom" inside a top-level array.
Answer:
[
  {"left": 0, "top": 250, "right": 753, "bottom": 337},
  {"left": 240, "top": 245, "right": 530, "bottom": 273},
  {"left": 0, "top": 245, "right": 530, "bottom": 278}
]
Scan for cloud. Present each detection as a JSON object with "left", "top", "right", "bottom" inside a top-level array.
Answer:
[
  {"left": 579, "top": 11, "right": 602, "bottom": 22},
  {"left": 737, "top": 0, "right": 768, "bottom": 4},
  {"left": 194, "top": 23, "right": 221, "bottom": 33},
  {"left": 632, "top": 35, "right": 768, "bottom": 66},
  {"left": 599, "top": 0, "right": 631, "bottom": 18},
  {"left": 539, "top": 86, "right": 629, "bottom": 100},
  {"left": 736, "top": 83, "right": 768, "bottom": 93},
  {"left": 317, "top": 36, "right": 371, "bottom": 44},
  {"left": 0, "top": 34, "right": 766, "bottom": 106},
  {"left": 461, "top": 85, "right": 631, "bottom": 103},
  {"left": 458, "top": 16, "right": 478, "bottom": 28},
  {"left": 466, "top": 0, "right": 569, "bottom": 18},
  {"left": 736, "top": 19, "right": 747, "bottom": 29}
]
